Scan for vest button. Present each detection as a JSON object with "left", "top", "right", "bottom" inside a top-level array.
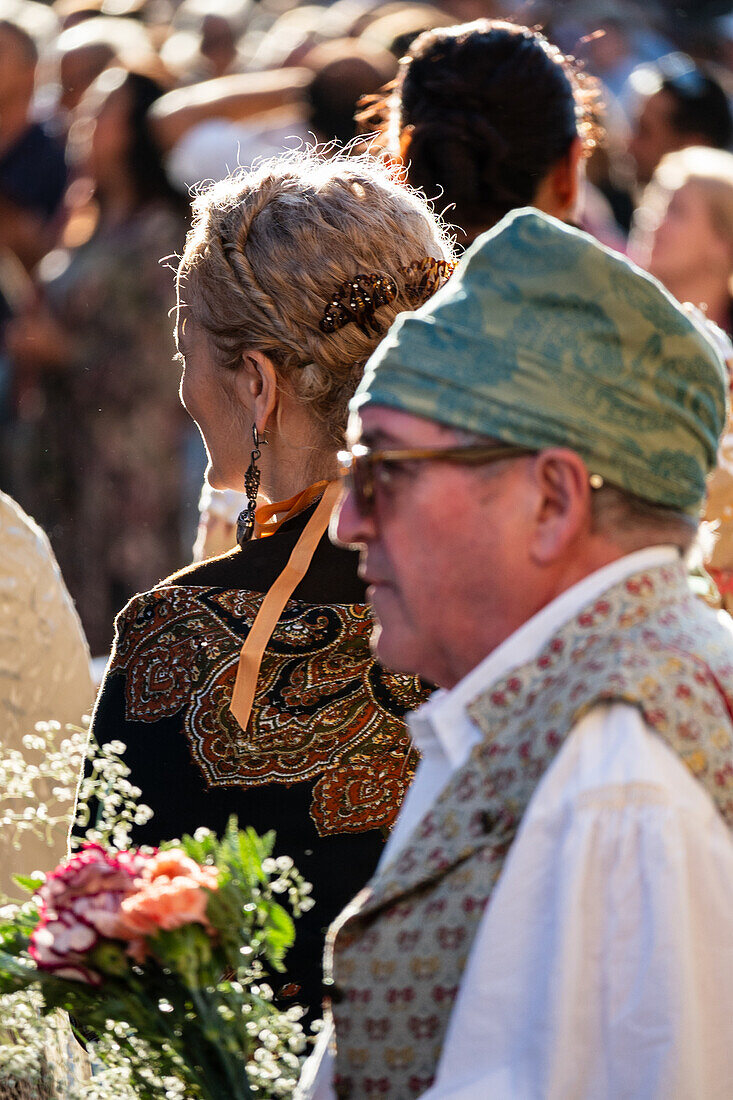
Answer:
[
  {"left": 480, "top": 810, "right": 498, "bottom": 834},
  {"left": 322, "top": 979, "right": 345, "bottom": 1004}
]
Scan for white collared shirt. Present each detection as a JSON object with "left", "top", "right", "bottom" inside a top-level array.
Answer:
[{"left": 299, "top": 547, "right": 733, "bottom": 1099}]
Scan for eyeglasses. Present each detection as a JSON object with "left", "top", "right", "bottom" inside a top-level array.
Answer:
[{"left": 337, "top": 441, "right": 535, "bottom": 516}]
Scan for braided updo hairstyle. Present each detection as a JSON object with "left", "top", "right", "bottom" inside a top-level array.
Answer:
[
  {"left": 178, "top": 152, "right": 455, "bottom": 446},
  {"left": 386, "top": 20, "right": 598, "bottom": 239}
]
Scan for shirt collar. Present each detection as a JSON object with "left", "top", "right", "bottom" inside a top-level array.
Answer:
[{"left": 410, "top": 545, "right": 681, "bottom": 767}]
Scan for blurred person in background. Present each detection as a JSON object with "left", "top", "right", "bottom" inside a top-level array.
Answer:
[
  {"left": 630, "top": 145, "right": 733, "bottom": 611},
  {"left": 51, "top": 0, "right": 105, "bottom": 31},
  {"left": 192, "top": 481, "right": 247, "bottom": 562},
  {"left": 552, "top": 0, "right": 670, "bottom": 234},
  {"left": 0, "top": 15, "right": 67, "bottom": 486},
  {"left": 49, "top": 15, "right": 162, "bottom": 127},
  {"left": 55, "top": 30, "right": 114, "bottom": 119},
  {"left": 356, "top": 4, "right": 450, "bottom": 59},
  {"left": 0, "top": 17, "right": 67, "bottom": 274},
  {"left": 574, "top": 13, "right": 641, "bottom": 104},
  {"left": 199, "top": 10, "right": 240, "bottom": 78},
  {"left": 160, "top": 0, "right": 252, "bottom": 84},
  {"left": 304, "top": 38, "right": 396, "bottom": 147},
  {"left": 150, "top": 64, "right": 312, "bottom": 177},
  {"left": 631, "top": 145, "right": 733, "bottom": 332},
  {"left": 361, "top": 19, "right": 600, "bottom": 250},
  {"left": 6, "top": 68, "right": 189, "bottom": 655},
  {"left": 627, "top": 52, "right": 733, "bottom": 188},
  {"left": 240, "top": 3, "right": 332, "bottom": 73},
  {"left": 701, "top": 324, "right": 733, "bottom": 614},
  {"left": 435, "top": 0, "right": 510, "bottom": 25},
  {"left": 158, "top": 37, "right": 396, "bottom": 196},
  {"left": 0, "top": 490, "right": 94, "bottom": 901},
  {"left": 87, "top": 152, "right": 454, "bottom": 1023},
  {"left": 549, "top": 0, "right": 673, "bottom": 109}
]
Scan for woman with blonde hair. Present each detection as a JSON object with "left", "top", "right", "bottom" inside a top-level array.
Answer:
[
  {"left": 630, "top": 147, "right": 733, "bottom": 609},
  {"left": 88, "top": 151, "right": 454, "bottom": 1021},
  {"left": 632, "top": 145, "right": 733, "bottom": 333}
]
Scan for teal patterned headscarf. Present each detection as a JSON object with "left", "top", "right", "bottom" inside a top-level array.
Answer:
[{"left": 352, "top": 209, "right": 728, "bottom": 514}]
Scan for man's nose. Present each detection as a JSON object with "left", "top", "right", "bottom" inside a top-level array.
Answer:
[{"left": 330, "top": 483, "right": 373, "bottom": 549}]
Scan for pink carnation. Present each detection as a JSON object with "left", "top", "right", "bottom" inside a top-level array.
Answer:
[
  {"left": 29, "top": 843, "right": 150, "bottom": 985},
  {"left": 118, "top": 849, "right": 219, "bottom": 937}
]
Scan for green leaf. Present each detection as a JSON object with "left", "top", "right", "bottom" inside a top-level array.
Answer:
[
  {"left": 262, "top": 903, "right": 295, "bottom": 968},
  {"left": 11, "top": 873, "right": 45, "bottom": 894}
]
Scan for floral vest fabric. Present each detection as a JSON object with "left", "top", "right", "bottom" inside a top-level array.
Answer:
[{"left": 325, "top": 561, "right": 733, "bottom": 1099}]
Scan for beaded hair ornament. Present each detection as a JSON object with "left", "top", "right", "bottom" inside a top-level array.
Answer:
[{"left": 320, "top": 257, "right": 455, "bottom": 336}]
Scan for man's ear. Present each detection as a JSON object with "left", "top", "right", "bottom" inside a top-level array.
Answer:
[
  {"left": 528, "top": 448, "right": 592, "bottom": 565},
  {"left": 235, "top": 350, "right": 278, "bottom": 435}
]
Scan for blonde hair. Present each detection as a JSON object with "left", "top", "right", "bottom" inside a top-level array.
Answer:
[
  {"left": 653, "top": 146, "right": 733, "bottom": 249},
  {"left": 178, "top": 151, "right": 455, "bottom": 445}
]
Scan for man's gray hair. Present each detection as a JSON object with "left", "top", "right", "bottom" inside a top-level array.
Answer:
[{"left": 590, "top": 484, "right": 699, "bottom": 556}]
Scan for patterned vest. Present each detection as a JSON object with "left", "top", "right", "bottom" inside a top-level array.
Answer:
[{"left": 325, "top": 562, "right": 733, "bottom": 1099}]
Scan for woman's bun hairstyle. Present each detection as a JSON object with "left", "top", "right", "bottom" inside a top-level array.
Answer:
[
  {"left": 391, "top": 20, "right": 598, "bottom": 236},
  {"left": 178, "top": 151, "right": 454, "bottom": 445}
]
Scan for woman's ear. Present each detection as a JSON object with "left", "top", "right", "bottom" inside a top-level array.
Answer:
[
  {"left": 236, "top": 350, "right": 278, "bottom": 435},
  {"left": 564, "top": 135, "right": 585, "bottom": 214},
  {"left": 536, "top": 135, "right": 584, "bottom": 220}
]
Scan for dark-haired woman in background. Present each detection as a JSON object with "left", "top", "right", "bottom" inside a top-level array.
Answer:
[
  {"left": 7, "top": 68, "right": 189, "bottom": 653},
  {"left": 362, "top": 19, "right": 599, "bottom": 248}
]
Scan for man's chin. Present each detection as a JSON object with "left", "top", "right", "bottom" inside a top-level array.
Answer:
[
  {"left": 369, "top": 619, "right": 418, "bottom": 677},
  {"left": 369, "top": 620, "right": 384, "bottom": 661}
]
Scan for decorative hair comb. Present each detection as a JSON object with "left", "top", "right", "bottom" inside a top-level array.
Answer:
[
  {"left": 319, "top": 257, "right": 455, "bottom": 336},
  {"left": 399, "top": 258, "right": 455, "bottom": 303},
  {"left": 320, "top": 273, "right": 398, "bottom": 336}
]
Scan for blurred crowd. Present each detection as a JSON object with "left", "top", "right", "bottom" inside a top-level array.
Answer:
[{"left": 1, "top": 0, "right": 733, "bottom": 654}]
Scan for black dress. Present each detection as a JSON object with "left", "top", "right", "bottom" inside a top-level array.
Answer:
[{"left": 89, "top": 502, "right": 429, "bottom": 1020}]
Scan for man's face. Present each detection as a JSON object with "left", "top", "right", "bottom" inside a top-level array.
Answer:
[
  {"left": 333, "top": 406, "right": 536, "bottom": 689},
  {"left": 629, "top": 89, "right": 682, "bottom": 186}
]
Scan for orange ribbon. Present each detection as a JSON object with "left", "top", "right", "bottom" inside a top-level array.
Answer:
[
  {"left": 229, "top": 480, "right": 342, "bottom": 733},
  {"left": 253, "top": 479, "right": 330, "bottom": 539}
]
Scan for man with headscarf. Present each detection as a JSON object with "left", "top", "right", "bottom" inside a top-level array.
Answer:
[{"left": 298, "top": 209, "right": 733, "bottom": 1098}]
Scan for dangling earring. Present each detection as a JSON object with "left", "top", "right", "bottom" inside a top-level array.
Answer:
[{"left": 237, "top": 424, "right": 265, "bottom": 546}]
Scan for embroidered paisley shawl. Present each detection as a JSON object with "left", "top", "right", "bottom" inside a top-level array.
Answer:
[
  {"left": 88, "top": 513, "right": 429, "bottom": 1023},
  {"left": 108, "top": 583, "right": 424, "bottom": 837}
]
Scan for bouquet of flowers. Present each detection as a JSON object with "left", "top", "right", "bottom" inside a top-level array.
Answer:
[{"left": 0, "top": 726, "right": 314, "bottom": 1099}]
